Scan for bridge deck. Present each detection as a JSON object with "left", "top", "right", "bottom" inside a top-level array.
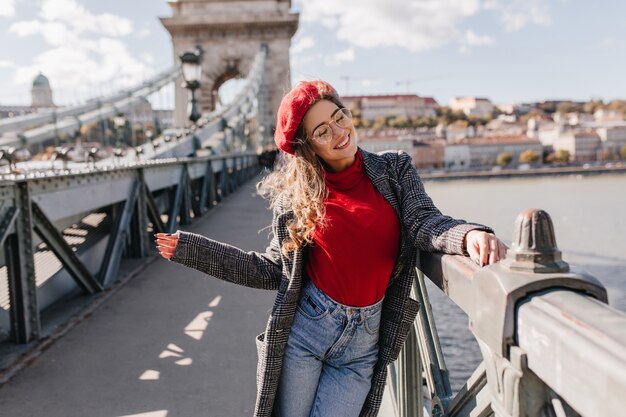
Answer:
[
  {"left": 0, "top": 180, "right": 276, "bottom": 417},
  {"left": 0, "top": 178, "right": 395, "bottom": 417}
]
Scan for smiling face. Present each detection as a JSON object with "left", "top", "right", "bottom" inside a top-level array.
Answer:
[{"left": 302, "top": 99, "right": 358, "bottom": 172}]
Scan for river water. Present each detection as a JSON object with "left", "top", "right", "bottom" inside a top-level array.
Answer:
[{"left": 420, "top": 173, "right": 626, "bottom": 392}]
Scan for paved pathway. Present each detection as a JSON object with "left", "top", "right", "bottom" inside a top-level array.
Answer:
[{"left": 0, "top": 181, "right": 276, "bottom": 417}]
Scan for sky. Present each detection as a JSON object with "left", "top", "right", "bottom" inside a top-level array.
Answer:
[{"left": 0, "top": 0, "right": 625, "bottom": 108}]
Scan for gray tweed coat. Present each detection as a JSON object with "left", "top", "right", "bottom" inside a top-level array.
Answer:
[{"left": 171, "top": 148, "right": 492, "bottom": 417}]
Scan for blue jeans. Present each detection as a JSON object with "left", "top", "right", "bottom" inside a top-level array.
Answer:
[{"left": 276, "top": 279, "right": 383, "bottom": 417}]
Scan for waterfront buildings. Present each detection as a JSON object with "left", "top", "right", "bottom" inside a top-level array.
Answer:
[
  {"left": 341, "top": 94, "right": 438, "bottom": 120},
  {"left": 413, "top": 140, "right": 446, "bottom": 170},
  {"left": 358, "top": 137, "right": 414, "bottom": 154},
  {"left": 448, "top": 97, "right": 495, "bottom": 118},
  {"left": 553, "top": 131, "right": 601, "bottom": 162},
  {"left": 445, "top": 135, "right": 543, "bottom": 169}
]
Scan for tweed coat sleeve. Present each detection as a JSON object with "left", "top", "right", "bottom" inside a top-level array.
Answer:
[
  {"left": 392, "top": 151, "right": 493, "bottom": 254},
  {"left": 169, "top": 210, "right": 283, "bottom": 291}
]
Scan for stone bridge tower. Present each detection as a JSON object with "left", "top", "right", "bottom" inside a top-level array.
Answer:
[{"left": 160, "top": 0, "right": 299, "bottom": 129}]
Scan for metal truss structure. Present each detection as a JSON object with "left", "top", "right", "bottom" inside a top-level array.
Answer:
[{"left": 0, "top": 153, "right": 259, "bottom": 347}]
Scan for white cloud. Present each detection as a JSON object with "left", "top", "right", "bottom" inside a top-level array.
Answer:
[
  {"left": 39, "top": 0, "right": 132, "bottom": 37},
  {"left": 8, "top": 19, "right": 41, "bottom": 36},
  {"left": 7, "top": 0, "right": 152, "bottom": 103},
  {"left": 15, "top": 38, "right": 153, "bottom": 99},
  {"left": 10, "top": 20, "right": 96, "bottom": 49},
  {"left": 459, "top": 45, "right": 472, "bottom": 55},
  {"left": 300, "top": 0, "right": 482, "bottom": 52},
  {"left": 458, "top": 29, "right": 494, "bottom": 54},
  {"left": 484, "top": 0, "right": 552, "bottom": 31},
  {"left": 137, "top": 27, "right": 152, "bottom": 38},
  {"left": 291, "top": 36, "right": 315, "bottom": 54},
  {"left": 324, "top": 47, "right": 355, "bottom": 67},
  {"left": 291, "top": 52, "right": 323, "bottom": 69},
  {"left": 463, "top": 30, "right": 494, "bottom": 46},
  {"left": 0, "top": 59, "right": 16, "bottom": 68},
  {"left": 0, "top": 0, "right": 16, "bottom": 18},
  {"left": 141, "top": 53, "right": 155, "bottom": 63},
  {"left": 598, "top": 37, "right": 615, "bottom": 48}
]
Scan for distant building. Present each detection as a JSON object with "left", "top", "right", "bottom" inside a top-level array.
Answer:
[
  {"left": 535, "top": 121, "right": 564, "bottom": 147},
  {"left": 356, "top": 127, "right": 417, "bottom": 153},
  {"left": 447, "top": 135, "right": 543, "bottom": 168},
  {"left": 413, "top": 140, "right": 445, "bottom": 170},
  {"left": 128, "top": 97, "right": 155, "bottom": 126},
  {"left": 444, "top": 143, "right": 471, "bottom": 170},
  {"left": 448, "top": 97, "right": 494, "bottom": 118},
  {"left": 593, "top": 109, "right": 624, "bottom": 122},
  {"left": 553, "top": 112, "right": 593, "bottom": 126},
  {"left": 342, "top": 94, "right": 438, "bottom": 121},
  {"left": 596, "top": 126, "right": 626, "bottom": 143},
  {"left": 498, "top": 102, "right": 532, "bottom": 115},
  {"left": 0, "top": 72, "right": 55, "bottom": 120},
  {"left": 443, "top": 121, "right": 475, "bottom": 142},
  {"left": 357, "top": 127, "right": 436, "bottom": 142},
  {"left": 554, "top": 131, "right": 601, "bottom": 162},
  {"left": 485, "top": 115, "right": 525, "bottom": 137},
  {"left": 31, "top": 72, "right": 55, "bottom": 109},
  {"left": 358, "top": 138, "right": 414, "bottom": 154},
  {"left": 596, "top": 126, "right": 626, "bottom": 158},
  {"left": 153, "top": 109, "right": 174, "bottom": 129}
]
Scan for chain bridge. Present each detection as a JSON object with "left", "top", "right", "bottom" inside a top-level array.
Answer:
[{"left": 0, "top": 1, "right": 624, "bottom": 416}]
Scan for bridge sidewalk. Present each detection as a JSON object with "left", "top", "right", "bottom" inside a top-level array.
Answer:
[{"left": 0, "top": 180, "right": 276, "bottom": 417}]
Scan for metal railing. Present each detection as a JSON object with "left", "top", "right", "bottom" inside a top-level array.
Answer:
[
  {"left": 0, "top": 152, "right": 261, "bottom": 353},
  {"left": 389, "top": 209, "right": 626, "bottom": 417},
  {"left": 0, "top": 43, "right": 271, "bottom": 382},
  {"left": 0, "top": 67, "right": 179, "bottom": 139}
]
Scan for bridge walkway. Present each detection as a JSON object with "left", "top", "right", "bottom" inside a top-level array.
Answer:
[{"left": 0, "top": 179, "right": 278, "bottom": 417}]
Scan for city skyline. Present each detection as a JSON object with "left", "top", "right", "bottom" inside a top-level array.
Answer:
[{"left": 0, "top": 0, "right": 625, "bottom": 107}]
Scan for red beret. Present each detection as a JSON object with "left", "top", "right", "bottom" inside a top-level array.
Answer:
[{"left": 274, "top": 80, "right": 338, "bottom": 155}]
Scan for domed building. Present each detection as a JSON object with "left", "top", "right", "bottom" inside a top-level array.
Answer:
[
  {"left": 31, "top": 72, "right": 55, "bottom": 109},
  {"left": 0, "top": 72, "right": 56, "bottom": 119}
]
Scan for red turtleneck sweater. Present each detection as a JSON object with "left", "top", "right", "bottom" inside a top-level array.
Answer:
[{"left": 305, "top": 151, "right": 400, "bottom": 307}]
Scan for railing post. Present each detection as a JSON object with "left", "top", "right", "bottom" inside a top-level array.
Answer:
[
  {"left": 219, "top": 159, "right": 228, "bottom": 199},
  {"left": 130, "top": 169, "right": 150, "bottom": 258},
  {"left": 415, "top": 208, "right": 611, "bottom": 417},
  {"left": 5, "top": 182, "right": 39, "bottom": 343},
  {"left": 395, "top": 323, "right": 423, "bottom": 417},
  {"left": 413, "top": 267, "right": 452, "bottom": 415},
  {"left": 464, "top": 209, "right": 606, "bottom": 417}
]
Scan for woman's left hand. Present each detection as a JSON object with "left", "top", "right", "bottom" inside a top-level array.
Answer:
[{"left": 464, "top": 230, "right": 508, "bottom": 266}]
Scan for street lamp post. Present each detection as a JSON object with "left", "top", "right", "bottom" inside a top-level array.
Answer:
[
  {"left": 113, "top": 113, "right": 127, "bottom": 148},
  {"left": 145, "top": 129, "right": 153, "bottom": 156},
  {"left": 179, "top": 46, "right": 203, "bottom": 124}
]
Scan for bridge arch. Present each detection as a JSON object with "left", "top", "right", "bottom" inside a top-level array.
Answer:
[{"left": 160, "top": 0, "right": 299, "bottom": 135}]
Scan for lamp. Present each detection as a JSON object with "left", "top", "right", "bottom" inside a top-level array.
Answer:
[
  {"left": 113, "top": 113, "right": 127, "bottom": 147},
  {"left": 179, "top": 46, "right": 203, "bottom": 123}
]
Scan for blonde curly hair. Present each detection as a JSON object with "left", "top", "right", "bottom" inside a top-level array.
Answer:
[{"left": 257, "top": 94, "right": 345, "bottom": 255}]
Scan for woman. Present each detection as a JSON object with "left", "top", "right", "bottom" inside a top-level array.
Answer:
[{"left": 155, "top": 80, "right": 507, "bottom": 417}]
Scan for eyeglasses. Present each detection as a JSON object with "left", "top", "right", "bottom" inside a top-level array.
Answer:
[{"left": 309, "top": 108, "right": 353, "bottom": 144}]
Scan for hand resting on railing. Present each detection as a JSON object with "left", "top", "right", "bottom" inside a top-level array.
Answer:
[{"left": 463, "top": 230, "right": 508, "bottom": 266}]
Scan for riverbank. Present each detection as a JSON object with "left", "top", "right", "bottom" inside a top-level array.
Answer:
[{"left": 420, "top": 164, "right": 626, "bottom": 181}]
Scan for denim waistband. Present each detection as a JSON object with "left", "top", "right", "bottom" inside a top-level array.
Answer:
[{"left": 303, "top": 279, "right": 384, "bottom": 317}]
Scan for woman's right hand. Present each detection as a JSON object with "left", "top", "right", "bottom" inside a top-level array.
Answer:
[{"left": 155, "top": 232, "right": 179, "bottom": 260}]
